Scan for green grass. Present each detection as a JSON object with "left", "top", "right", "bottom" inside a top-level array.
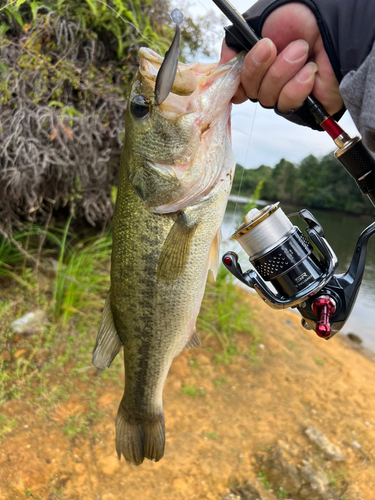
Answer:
[
  {"left": 214, "top": 376, "right": 228, "bottom": 388},
  {"left": 0, "top": 218, "right": 111, "bottom": 326},
  {"left": 52, "top": 227, "right": 111, "bottom": 325},
  {"left": 202, "top": 430, "right": 218, "bottom": 440},
  {"left": 313, "top": 357, "right": 325, "bottom": 367},
  {"left": 326, "top": 468, "right": 347, "bottom": 490},
  {"left": 0, "top": 412, "right": 17, "bottom": 441},
  {"left": 0, "top": 228, "right": 40, "bottom": 289},
  {"left": 257, "top": 471, "right": 271, "bottom": 490},
  {"left": 276, "top": 487, "right": 290, "bottom": 498},
  {"left": 197, "top": 264, "right": 257, "bottom": 363},
  {"left": 181, "top": 385, "right": 207, "bottom": 398},
  {"left": 63, "top": 413, "right": 89, "bottom": 437}
]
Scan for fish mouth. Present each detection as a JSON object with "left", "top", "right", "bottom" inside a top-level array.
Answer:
[
  {"left": 138, "top": 48, "right": 244, "bottom": 120},
  {"left": 133, "top": 49, "right": 244, "bottom": 213}
]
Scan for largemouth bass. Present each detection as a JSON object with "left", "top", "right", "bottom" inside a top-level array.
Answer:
[{"left": 92, "top": 48, "right": 243, "bottom": 465}]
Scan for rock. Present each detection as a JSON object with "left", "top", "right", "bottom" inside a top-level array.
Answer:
[
  {"left": 300, "top": 461, "right": 328, "bottom": 492},
  {"left": 347, "top": 333, "right": 362, "bottom": 344},
  {"left": 305, "top": 427, "right": 346, "bottom": 461},
  {"left": 262, "top": 443, "right": 302, "bottom": 495},
  {"left": 228, "top": 482, "right": 277, "bottom": 500},
  {"left": 299, "top": 460, "right": 340, "bottom": 500},
  {"left": 255, "top": 439, "right": 342, "bottom": 500},
  {"left": 230, "top": 483, "right": 260, "bottom": 500},
  {"left": 10, "top": 310, "right": 45, "bottom": 334}
]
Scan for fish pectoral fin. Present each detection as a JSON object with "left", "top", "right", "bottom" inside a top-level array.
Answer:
[
  {"left": 208, "top": 230, "right": 221, "bottom": 280},
  {"left": 157, "top": 211, "right": 197, "bottom": 282},
  {"left": 92, "top": 293, "right": 122, "bottom": 369},
  {"left": 185, "top": 329, "right": 201, "bottom": 349}
]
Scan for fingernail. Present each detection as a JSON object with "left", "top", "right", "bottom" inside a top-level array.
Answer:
[
  {"left": 296, "top": 62, "right": 318, "bottom": 83},
  {"left": 284, "top": 40, "right": 309, "bottom": 63},
  {"left": 252, "top": 38, "right": 273, "bottom": 65}
]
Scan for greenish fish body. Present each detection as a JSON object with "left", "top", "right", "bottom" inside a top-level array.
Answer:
[{"left": 92, "top": 48, "right": 243, "bottom": 465}]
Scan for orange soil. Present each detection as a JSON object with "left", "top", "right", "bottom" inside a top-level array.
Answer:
[{"left": 1, "top": 292, "right": 375, "bottom": 500}]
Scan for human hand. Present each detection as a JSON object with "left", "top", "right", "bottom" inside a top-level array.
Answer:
[{"left": 220, "top": 2, "right": 343, "bottom": 115}]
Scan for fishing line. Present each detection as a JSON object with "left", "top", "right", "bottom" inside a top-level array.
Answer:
[
  {"left": 95, "top": 0, "right": 163, "bottom": 55},
  {"left": 233, "top": 103, "right": 258, "bottom": 221},
  {"left": 218, "top": 26, "right": 261, "bottom": 222}
]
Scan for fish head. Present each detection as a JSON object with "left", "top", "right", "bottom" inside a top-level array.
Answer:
[{"left": 124, "top": 48, "right": 244, "bottom": 212}]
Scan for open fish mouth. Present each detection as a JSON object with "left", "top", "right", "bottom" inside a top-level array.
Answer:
[
  {"left": 139, "top": 47, "right": 244, "bottom": 118},
  {"left": 133, "top": 48, "right": 244, "bottom": 213}
]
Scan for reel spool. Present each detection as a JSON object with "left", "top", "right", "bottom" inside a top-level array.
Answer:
[
  {"left": 232, "top": 203, "right": 324, "bottom": 298},
  {"left": 222, "top": 203, "right": 375, "bottom": 339}
]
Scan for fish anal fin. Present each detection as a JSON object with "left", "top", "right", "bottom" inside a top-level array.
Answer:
[
  {"left": 208, "top": 230, "right": 221, "bottom": 280},
  {"left": 92, "top": 293, "right": 122, "bottom": 369},
  {"left": 185, "top": 329, "right": 201, "bottom": 349},
  {"left": 157, "top": 211, "right": 197, "bottom": 283}
]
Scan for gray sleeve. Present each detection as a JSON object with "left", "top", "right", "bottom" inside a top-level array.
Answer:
[{"left": 340, "top": 42, "right": 375, "bottom": 152}]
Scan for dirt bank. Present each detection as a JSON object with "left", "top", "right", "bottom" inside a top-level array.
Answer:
[{"left": 1, "top": 291, "right": 375, "bottom": 499}]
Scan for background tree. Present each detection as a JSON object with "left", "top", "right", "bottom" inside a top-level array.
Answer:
[{"left": 232, "top": 154, "right": 375, "bottom": 216}]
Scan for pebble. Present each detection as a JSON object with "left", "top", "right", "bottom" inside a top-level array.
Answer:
[
  {"left": 305, "top": 426, "right": 346, "bottom": 461},
  {"left": 347, "top": 333, "right": 363, "bottom": 344},
  {"left": 11, "top": 310, "right": 45, "bottom": 334},
  {"left": 300, "top": 460, "right": 330, "bottom": 493}
]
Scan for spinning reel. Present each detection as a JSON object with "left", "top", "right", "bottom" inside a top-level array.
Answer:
[{"left": 222, "top": 203, "right": 375, "bottom": 339}]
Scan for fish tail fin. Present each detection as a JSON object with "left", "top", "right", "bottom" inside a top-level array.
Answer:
[
  {"left": 115, "top": 405, "right": 165, "bottom": 465},
  {"left": 143, "top": 413, "right": 165, "bottom": 462}
]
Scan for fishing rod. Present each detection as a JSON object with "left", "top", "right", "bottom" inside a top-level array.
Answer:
[{"left": 214, "top": 0, "right": 375, "bottom": 339}]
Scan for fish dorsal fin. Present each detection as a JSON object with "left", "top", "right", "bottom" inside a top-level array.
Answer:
[
  {"left": 208, "top": 230, "right": 221, "bottom": 280},
  {"left": 185, "top": 329, "right": 201, "bottom": 349},
  {"left": 92, "top": 293, "right": 122, "bottom": 369},
  {"left": 157, "top": 211, "right": 197, "bottom": 283}
]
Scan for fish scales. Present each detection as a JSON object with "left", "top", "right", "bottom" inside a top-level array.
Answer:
[{"left": 93, "top": 48, "right": 244, "bottom": 465}]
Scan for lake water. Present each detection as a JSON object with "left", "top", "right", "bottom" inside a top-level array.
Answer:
[{"left": 222, "top": 199, "right": 375, "bottom": 350}]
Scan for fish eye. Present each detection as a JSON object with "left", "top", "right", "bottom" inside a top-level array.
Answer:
[{"left": 130, "top": 95, "right": 150, "bottom": 119}]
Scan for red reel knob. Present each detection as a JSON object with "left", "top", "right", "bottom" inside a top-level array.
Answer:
[{"left": 312, "top": 296, "right": 336, "bottom": 338}]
